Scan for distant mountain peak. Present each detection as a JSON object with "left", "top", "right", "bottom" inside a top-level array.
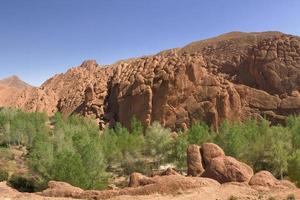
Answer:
[{"left": 0, "top": 75, "right": 32, "bottom": 89}]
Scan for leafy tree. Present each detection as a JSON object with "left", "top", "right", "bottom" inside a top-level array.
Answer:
[
  {"left": 130, "top": 116, "right": 144, "bottom": 135},
  {"left": 288, "top": 150, "right": 300, "bottom": 187},
  {"left": 287, "top": 116, "right": 300, "bottom": 149},
  {"left": 215, "top": 121, "right": 246, "bottom": 159},
  {"left": 187, "top": 122, "right": 211, "bottom": 145},
  {"left": 101, "top": 127, "right": 121, "bottom": 166},
  {"left": 27, "top": 130, "right": 53, "bottom": 180},
  {"left": 144, "top": 122, "right": 173, "bottom": 168},
  {"left": 267, "top": 126, "right": 292, "bottom": 179},
  {"left": 51, "top": 151, "right": 88, "bottom": 188},
  {"left": 169, "top": 131, "right": 188, "bottom": 170}
]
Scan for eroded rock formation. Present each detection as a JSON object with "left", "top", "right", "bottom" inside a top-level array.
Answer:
[{"left": 1, "top": 31, "right": 300, "bottom": 129}]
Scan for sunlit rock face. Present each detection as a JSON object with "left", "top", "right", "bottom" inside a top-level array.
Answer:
[{"left": 2, "top": 31, "right": 300, "bottom": 130}]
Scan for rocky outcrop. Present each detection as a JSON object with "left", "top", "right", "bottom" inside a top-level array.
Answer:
[
  {"left": 187, "top": 144, "right": 205, "bottom": 176},
  {"left": 202, "top": 156, "right": 253, "bottom": 183},
  {"left": 249, "top": 171, "right": 296, "bottom": 190},
  {"left": 1, "top": 31, "right": 300, "bottom": 129},
  {"left": 186, "top": 143, "right": 253, "bottom": 184},
  {"left": 200, "top": 143, "right": 225, "bottom": 167},
  {"left": 249, "top": 171, "right": 279, "bottom": 187}
]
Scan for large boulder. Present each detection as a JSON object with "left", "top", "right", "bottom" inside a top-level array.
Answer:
[
  {"left": 249, "top": 171, "right": 278, "bottom": 187},
  {"left": 202, "top": 156, "right": 253, "bottom": 183},
  {"left": 249, "top": 171, "right": 297, "bottom": 189},
  {"left": 201, "top": 143, "right": 225, "bottom": 167},
  {"left": 187, "top": 144, "right": 205, "bottom": 176}
]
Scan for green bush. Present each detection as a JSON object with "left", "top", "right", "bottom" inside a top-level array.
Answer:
[
  {"left": 287, "top": 116, "right": 300, "bottom": 149},
  {"left": 168, "top": 131, "right": 188, "bottom": 170},
  {"left": 28, "top": 114, "right": 109, "bottom": 190},
  {"left": 228, "top": 195, "right": 238, "bottom": 200},
  {"left": 7, "top": 174, "right": 40, "bottom": 192},
  {"left": 187, "top": 122, "right": 211, "bottom": 145},
  {"left": 144, "top": 122, "right": 173, "bottom": 168},
  {"left": 286, "top": 194, "right": 296, "bottom": 200},
  {"left": 0, "top": 169, "right": 9, "bottom": 181},
  {"left": 101, "top": 122, "right": 145, "bottom": 174},
  {"left": 51, "top": 151, "right": 88, "bottom": 188},
  {"left": 0, "top": 147, "right": 14, "bottom": 160},
  {"left": 288, "top": 150, "right": 300, "bottom": 187}
]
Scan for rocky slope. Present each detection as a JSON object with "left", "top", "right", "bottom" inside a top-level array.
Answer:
[{"left": 1, "top": 31, "right": 300, "bottom": 130}]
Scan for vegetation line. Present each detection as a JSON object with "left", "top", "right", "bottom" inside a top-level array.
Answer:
[{"left": 0, "top": 108, "right": 300, "bottom": 191}]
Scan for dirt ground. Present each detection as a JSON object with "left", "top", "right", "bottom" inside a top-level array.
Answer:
[{"left": 1, "top": 180, "right": 300, "bottom": 200}]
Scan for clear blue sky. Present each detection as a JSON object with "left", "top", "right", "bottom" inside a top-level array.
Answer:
[{"left": 0, "top": 0, "right": 300, "bottom": 86}]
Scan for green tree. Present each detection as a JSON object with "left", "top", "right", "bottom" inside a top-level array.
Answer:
[
  {"left": 51, "top": 151, "right": 88, "bottom": 188},
  {"left": 288, "top": 150, "right": 300, "bottom": 187},
  {"left": 287, "top": 116, "right": 300, "bottom": 149},
  {"left": 130, "top": 116, "right": 144, "bottom": 135},
  {"left": 169, "top": 131, "right": 188, "bottom": 170},
  {"left": 187, "top": 122, "right": 211, "bottom": 145},
  {"left": 144, "top": 122, "right": 173, "bottom": 168},
  {"left": 267, "top": 126, "right": 292, "bottom": 179},
  {"left": 215, "top": 121, "right": 246, "bottom": 159}
]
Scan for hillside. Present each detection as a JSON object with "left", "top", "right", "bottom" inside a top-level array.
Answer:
[
  {"left": 1, "top": 31, "right": 300, "bottom": 130},
  {"left": 0, "top": 76, "right": 33, "bottom": 107}
]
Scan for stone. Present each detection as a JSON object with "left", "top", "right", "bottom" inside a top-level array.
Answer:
[
  {"left": 201, "top": 143, "right": 225, "bottom": 167},
  {"left": 202, "top": 156, "right": 254, "bottom": 183},
  {"left": 249, "top": 171, "right": 278, "bottom": 187},
  {"left": 187, "top": 144, "right": 204, "bottom": 176}
]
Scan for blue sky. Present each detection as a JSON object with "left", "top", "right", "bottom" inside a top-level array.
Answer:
[{"left": 0, "top": 0, "right": 300, "bottom": 86}]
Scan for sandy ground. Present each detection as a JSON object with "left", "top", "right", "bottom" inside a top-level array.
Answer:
[
  {"left": 0, "top": 182, "right": 76, "bottom": 200},
  {"left": 1, "top": 181, "right": 300, "bottom": 200}
]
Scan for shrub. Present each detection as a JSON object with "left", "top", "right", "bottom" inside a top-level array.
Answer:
[
  {"left": 228, "top": 195, "right": 238, "bottom": 200},
  {"left": 101, "top": 122, "right": 145, "bottom": 174},
  {"left": 0, "top": 169, "right": 9, "bottom": 181},
  {"left": 168, "top": 131, "right": 188, "bottom": 170},
  {"left": 288, "top": 150, "right": 300, "bottom": 187},
  {"left": 50, "top": 151, "right": 88, "bottom": 188},
  {"left": 0, "top": 108, "right": 48, "bottom": 147},
  {"left": 7, "top": 174, "right": 39, "bottom": 192},
  {"left": 215, "top": 120, "right": 247, "bottom": 159},
  {"left": 144, "top": 122, "right": 173, "bottom": 168},
  {"left": 287, "top": 116, "right": 300, "bottom": 149},
  {"left": 187, "top": 122, "right": 211, "bottom": 145},
  {"left": 0, "top": 147, "right": 14, "bottom": 160},
  {"left": 286, "top": 194, "right": 296, "bottom": 200},
  {"left": 28, "top": 114, "right": 109, "bottom": 190}
]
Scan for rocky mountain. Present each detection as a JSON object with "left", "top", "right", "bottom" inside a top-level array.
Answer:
[
  {"left": 0, "top": 75, "right": 31, "bottom": 89},
  {"left": 1, "top": 31, "right": 300, "bottom": 130},
  {"left": 0, "top": 75, "right": 33, "bottom": 107}
]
